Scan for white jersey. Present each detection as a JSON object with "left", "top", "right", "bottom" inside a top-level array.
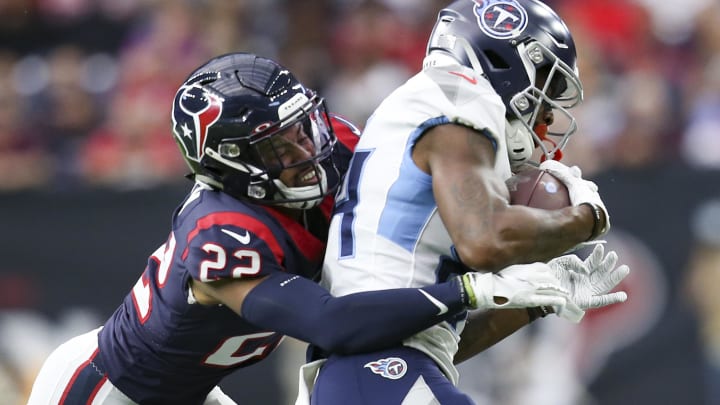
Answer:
[{"left": 322, "top": 59, "right": 513, "bottom": 384}]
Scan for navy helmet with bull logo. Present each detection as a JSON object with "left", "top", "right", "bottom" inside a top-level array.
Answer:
[{"left": 171, "top": 52, "right": 338, "bottom": 209}]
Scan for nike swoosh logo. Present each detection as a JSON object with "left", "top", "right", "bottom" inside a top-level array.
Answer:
[
  {"left": 448, "top": 71, "right": 478, "bottom": 85},
  {"left": 418, "top": 290, "right": 449, "bottom": 316},
  {"left": 221, "top": 229, "right": 251, "bottom": 244}
]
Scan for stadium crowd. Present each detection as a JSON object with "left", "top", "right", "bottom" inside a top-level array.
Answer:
[{"left": 0, "top": 0, "right": 718, "bottom": 194}]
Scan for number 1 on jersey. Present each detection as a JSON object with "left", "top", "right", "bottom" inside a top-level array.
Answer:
[{"left": 334, "top": 150, "right": 372, "bottom": 259}]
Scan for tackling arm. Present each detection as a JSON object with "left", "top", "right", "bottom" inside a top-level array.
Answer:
[
  {"left": 190, "top": 252, "right": 581, "bottom": 356},
  {"left": 192, "top": 274, "right": 465, "bottom": 354},
  {"left": 239, "top": 272, "right": 467, "bottom": 354}
]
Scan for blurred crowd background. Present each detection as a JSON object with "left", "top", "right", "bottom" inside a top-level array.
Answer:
[{"left": 1, "top": 0, "right": 719, "bottom": 404}]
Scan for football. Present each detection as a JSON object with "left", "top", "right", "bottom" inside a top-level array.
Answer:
[{"left": 506, "top": 166, "right": 570, "bottom": 209}]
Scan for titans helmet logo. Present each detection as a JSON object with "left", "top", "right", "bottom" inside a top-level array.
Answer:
[
  {"left": 172, "top": 83, "right": 224, "bottom": 162},
  {"left": 473, "top": 0, "right": 528, "bottom": 40}
]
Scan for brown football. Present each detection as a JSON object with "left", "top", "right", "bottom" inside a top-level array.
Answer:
[{"left": 506, "top": 166, "right": 570, "bottom": 209}]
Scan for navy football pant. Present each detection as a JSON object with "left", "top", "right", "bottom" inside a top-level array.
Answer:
[{"left": 311, "top": 346, "right": 474, "bottom": 405}]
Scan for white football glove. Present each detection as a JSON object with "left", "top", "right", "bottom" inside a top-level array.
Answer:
[
  {"left": 548, "top": 244, "right": 629, "bottom": 310},
  {"left": 539, "top": 159, "right": 610, "bottom": 239},
  {"left": 460, "top": 263, "right": 584, "bottom": 322}
]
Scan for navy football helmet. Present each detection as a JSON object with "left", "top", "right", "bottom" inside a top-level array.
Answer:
[
  {"left": 426, "top": 0, "right": 583, "bottom": 162},
  {"left": 171, "top": 53, "right": 338, "bottom": 208}
]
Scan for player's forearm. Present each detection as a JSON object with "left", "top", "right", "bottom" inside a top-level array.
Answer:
[
  {"left": 241, "top": 272, "right": 467, "bottom": 354},
  {"left": 494, "top": 204, "right": 593, "bottom": 263},
  {"left": 435, "top": 170, "right": 588, "bottom": 271},
  {"left": 454, "top": 308, "right": 530, "bottom": 364},
  {"left": 451, "top": 203, "right": 592, "bottom": 272}
]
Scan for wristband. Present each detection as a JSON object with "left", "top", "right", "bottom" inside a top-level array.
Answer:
[
  {"left": 583, "top": 203, "right": 603, "bottom": 241},
  {"left": 459, "top": 274, "right": 477, "bottom": 308},
  {"left": 527, "top": 306, "right": 552, "bottom": 322}
]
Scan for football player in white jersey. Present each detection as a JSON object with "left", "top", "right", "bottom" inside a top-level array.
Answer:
[{"left": 308, "top": 1, "right": 628, "bottom": 404}]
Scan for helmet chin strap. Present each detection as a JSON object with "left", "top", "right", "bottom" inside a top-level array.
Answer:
[
  {"left": 506, "top": 118, "right": 565, "bottom": 169},
  {"left": 506, "top": 119, "right": 535, "bottom": 170},
  {"left": 533, "top": 124, "right": 563, "bottom": 162},
  {"left": 193, "top": 173, "right": 223, "bottom": 189},
  {"left": 272, "top": 165, "right": 328, "bottom": 209},
  {"left": 206, "top": 147, "right": 331, "bottom": 209}
]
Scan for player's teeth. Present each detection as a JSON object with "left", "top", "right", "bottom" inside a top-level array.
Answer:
[{"left": 302, "top": 172, "right": 315, "bottom": 181}]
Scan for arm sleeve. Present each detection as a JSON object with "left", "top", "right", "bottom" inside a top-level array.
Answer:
[{"left": 241, "top": 272, "right": 467, "bottom": 354}]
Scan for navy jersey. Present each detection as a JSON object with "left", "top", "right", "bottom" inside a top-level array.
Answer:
[{"left": 97, "top": 116, "right": 359, "bottom": 404}]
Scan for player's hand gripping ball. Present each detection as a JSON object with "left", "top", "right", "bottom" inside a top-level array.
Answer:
[{"left": 506, "top": 165, "right": 570, "bottom": 209}]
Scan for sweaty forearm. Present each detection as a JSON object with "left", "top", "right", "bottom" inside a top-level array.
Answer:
[
  {"left": 241, "top": 272, "right": 467, "bottom": 354},
  {"left": 498, "top": 204, "right": 593, "bottom": 263},
  {"left": 454, "top": 308, "right": 530, "bottom": 364},
  {"left": 452, "top": 203, "right": 592, "bottom": 272},
  {"left": 435, "top": 171, "right": 591, "bottom": 271}
]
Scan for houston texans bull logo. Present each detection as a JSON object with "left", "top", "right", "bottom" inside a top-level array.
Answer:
[
  {"left": 172, "top": 83, "right": 224, "bottom": 163},
  {"left": 472, "top": 0, "right": 528, "bottom": 40}
]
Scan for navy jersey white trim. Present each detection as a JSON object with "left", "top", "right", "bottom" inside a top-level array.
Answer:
[{"left": 92, "top": 117, "right": 356, "bottom": 404}]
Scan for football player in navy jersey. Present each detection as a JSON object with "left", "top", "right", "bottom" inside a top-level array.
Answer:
[
  {"left": 27, "top": 53, "right": 587, "bottom": 405},
  {"left": 307, "top": 1, "right": 629, "bottom": 404}
]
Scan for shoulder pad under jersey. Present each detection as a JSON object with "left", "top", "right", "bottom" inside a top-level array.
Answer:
[
  {"left": 179, "top": 209, "right": 286, "bottom": 282},
  {"left": 422, "top": 64, "right": 506, "bottom": 146}
]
